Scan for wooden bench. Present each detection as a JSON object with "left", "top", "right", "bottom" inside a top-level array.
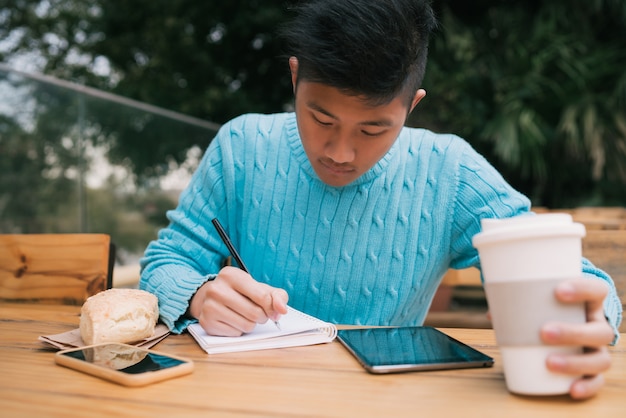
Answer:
[
  {"left": 425, "top": 266, "right": 491, "bottom": 329},
  {"left": 0, "top": 234, "right": 114, "bottom": 305},
  {"left": 427, "top": 207, "right": 626, "bottom": 329},
  {"left": 535, "top": 206, "right": 626, "bottom": 230}
]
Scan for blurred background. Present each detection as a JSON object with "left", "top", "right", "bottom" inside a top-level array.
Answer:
[{"left": 1, "top": 0, "right": 625, "bottom": 268}]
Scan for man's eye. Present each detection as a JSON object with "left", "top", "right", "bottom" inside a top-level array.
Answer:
[
  {"left": 313, "top": 115, "right": 332, "bottom": 126},
  {"left": 361, "top": 130, "right": 384, "bottom": 137}
]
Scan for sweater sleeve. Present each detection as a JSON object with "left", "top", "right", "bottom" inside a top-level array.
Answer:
[
  {"left": 447, "top": 138, "right": 622, "bottom": 343},
  {"left": 581, "top": 260, "right": 623, "bottom": 344},
  {"left": 447, "top": 138, "right": 531, "bottom": 269},
  {"left": 139, "top": 119, "right": 240, "bottom": 333}
]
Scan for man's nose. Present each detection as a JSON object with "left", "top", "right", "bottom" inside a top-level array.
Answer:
[{"left": 325, "top": 131, "right": 355, "bottom": 163}]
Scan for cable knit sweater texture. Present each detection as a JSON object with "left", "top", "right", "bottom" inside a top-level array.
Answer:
[{"left": 140, "top": 113, "right": 622, "bottom": 337}]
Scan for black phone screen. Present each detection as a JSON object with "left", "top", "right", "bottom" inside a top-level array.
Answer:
[
  {"left": 337, "top": 326, "right": 494, "bottom": 374},
  {"left": 60, "top": 344, "right": 187, "bottom": 374}
]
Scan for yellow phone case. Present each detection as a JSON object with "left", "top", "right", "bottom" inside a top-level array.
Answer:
[{"left": 55, "top": 343, "right": 194, "bottom": 387}]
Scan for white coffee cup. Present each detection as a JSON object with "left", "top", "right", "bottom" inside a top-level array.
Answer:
[{"left": 472, "top": 213, "right": 586, "bottom": 395}]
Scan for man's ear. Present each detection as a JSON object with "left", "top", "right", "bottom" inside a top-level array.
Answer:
[
  {"left": 409, "top": 89, "right": 426, "bottom": 114},
  {"left": 289, "top": 57, "right": 299, "bottom": 94}
]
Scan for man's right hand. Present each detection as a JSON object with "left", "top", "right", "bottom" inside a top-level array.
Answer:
[{"left": 188, "top": 266, "right": 289, "bottom": 336}]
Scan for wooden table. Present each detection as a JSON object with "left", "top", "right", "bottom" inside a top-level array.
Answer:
[{"left": 1, "top": 304, "right": 625, "bottom": 417}]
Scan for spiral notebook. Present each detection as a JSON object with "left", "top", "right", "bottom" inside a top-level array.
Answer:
[{"left": 187, "top": 306, "right": 337, "bottom": 354}]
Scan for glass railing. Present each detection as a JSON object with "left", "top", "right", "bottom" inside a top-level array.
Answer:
[{"left": 0, "top": 64, "right": 220, "bottom": 280}]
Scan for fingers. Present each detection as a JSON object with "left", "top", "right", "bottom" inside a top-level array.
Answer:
[
  {"left": 224, "top": 269, "right": 289, "bottom": 322},
  {"left": 193, "top": 266, "right": 289, "bottom": 336},
  {"left": 544, "top": 342, "right": 612, "bottom": 400},
  {"left": 554, "top": 279, "right": 608, "bottom": 321},
  {"left": 542, "top": 278, "right": 614, "bottom": 399},
  {"left": 270, "top": 288, "right": 289, "bottom": 321},
  {"left": 569, "top": 374, "right": 606, "bottom": 400},
  {"left": 198, "top": 301, "right": 258, "bottom": 337},
  {"left": 546, "top": 348, "right": 610, "bottom": 400},
  {"left": 541, "top": 320, "right": 615, "bottom": 347},
  {"left": 555, "top": 278, "right": 608, "bottom": 302},
  {"left": 546, "top": 346, "right": 612, "bottom": 376},
  {"left": 543, "top": 278, "right": 614, "bottom": 347},
  {"left": 540, "top": 285, "right": 614, "bottom": 397}
]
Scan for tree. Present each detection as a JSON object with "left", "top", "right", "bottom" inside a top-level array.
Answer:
[
  {"left": 0, "top": 80, "right": 81, "bottom": 233},
  {"left": 419, "top": 0, "right": 626, "bottom": 206},
  {"left": 2, "top": 0, "right": 626, "bottom": 207}
]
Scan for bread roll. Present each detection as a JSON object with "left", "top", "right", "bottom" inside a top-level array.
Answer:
[{"left": 80, "top": 288, "right": 159, "bottom": 345}]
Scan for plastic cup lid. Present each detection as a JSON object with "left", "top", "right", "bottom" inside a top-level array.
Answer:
[{"left": 472, "top": 213, "right": 586, "bottom": 248}]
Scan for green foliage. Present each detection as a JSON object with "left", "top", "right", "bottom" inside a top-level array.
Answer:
[
  {"left": 0, "top": 70, "right": 177, "bottom": 253},
  {"left": 92, "top": 0, "right": 292, "bottom": 119},
  {"left": 85, "top": 184, "right": 176, "bottom": 258},
  {"left": 0, "top": 94, "right": 79, "bottom": 233},
  {"left": 2, "top": 0, "right": 626, "bottom": 208},
  {"left": 418, "top": 0, "right": 626, "bottom": 206}
]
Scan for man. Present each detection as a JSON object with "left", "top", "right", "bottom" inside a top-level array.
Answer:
[{"left": 140, "top": 0, "right": 621, "bottom": 399}]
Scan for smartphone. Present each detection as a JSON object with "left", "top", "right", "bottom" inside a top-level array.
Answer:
[
  {"left": 337, "top": 326, "right": 494, "bottom": 374},
  {"left": 55, "top": 343, "right": 194, "bottom": 387}
]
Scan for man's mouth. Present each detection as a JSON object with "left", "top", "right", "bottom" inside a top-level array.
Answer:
[{"left": 320, "top": 159, "right": 355, "bottom": 175}]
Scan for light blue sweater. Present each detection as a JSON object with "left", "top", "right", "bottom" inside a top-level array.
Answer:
[{"left": 140, "top": 113, "right": 622, "bottom": 338}]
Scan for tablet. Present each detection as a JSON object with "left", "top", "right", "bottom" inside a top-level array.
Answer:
[{"left": 337, "top": 326, "right": 494, "bottom": 374}]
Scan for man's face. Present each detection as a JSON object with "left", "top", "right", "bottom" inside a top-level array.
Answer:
[{"left": 293, "top": 80, "right": 419, "bottom": 187}]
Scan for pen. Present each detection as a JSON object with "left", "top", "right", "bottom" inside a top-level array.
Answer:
[{"left": 211, "top": 218, "right": 281, "bottom": 330}]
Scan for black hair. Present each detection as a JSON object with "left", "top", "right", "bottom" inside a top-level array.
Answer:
[{"left": 280, "top": 0, "right": 438, "bottom": 106}]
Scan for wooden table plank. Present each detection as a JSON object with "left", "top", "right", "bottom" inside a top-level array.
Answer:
[{"left": 1, "top": 304, "right": 624, "bottom": 417}]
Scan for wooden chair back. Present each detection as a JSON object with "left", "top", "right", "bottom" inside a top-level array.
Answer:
[
  {"left": 582, "top": 230, "right": 626, "bottom": 333},
  {"left": 431, "top": 228, "right": 626, "bottom": 332},
  {"left": 535, "top": 206, "right": 626, "bottom": 230},
  {"left": 0, "top": 234, "right": 114, "bottom": 305}
]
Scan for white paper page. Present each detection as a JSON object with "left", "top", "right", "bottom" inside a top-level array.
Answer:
[{"left": 187, "top": 306, "right": 336, "bottom": 351}]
